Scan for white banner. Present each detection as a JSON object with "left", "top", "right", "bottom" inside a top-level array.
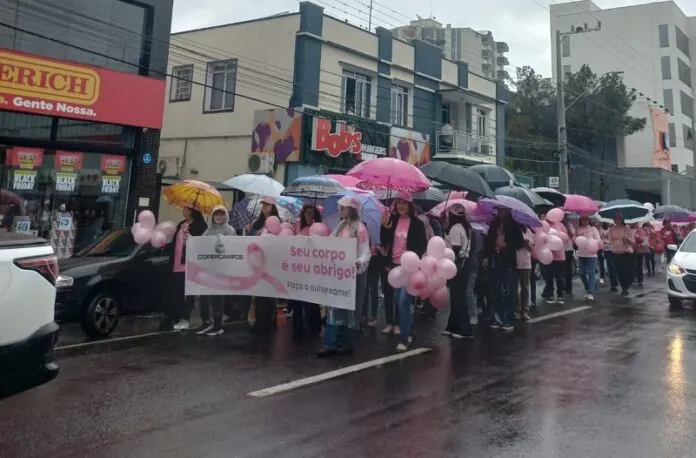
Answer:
[{"left": 185, "top": 236, "right": 357, "bottom": 310}]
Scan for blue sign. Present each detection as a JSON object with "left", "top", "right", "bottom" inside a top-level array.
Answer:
[{"left": 142, "top": 153, "right": 152, "bottom": 165}]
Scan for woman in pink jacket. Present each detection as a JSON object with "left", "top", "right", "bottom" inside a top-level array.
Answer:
[{"left": 575, "top": 216, "right": 601, "bottom": 301}]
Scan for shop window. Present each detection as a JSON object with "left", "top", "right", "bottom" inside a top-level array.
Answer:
[
  {"left": 390, "top": 85, "right": 409, "bottom": 127},
  {"left": 0, "top": 112, "right": 52, "bottom": 139},
  {"left": 11, "top": 0, "right": 147, "bottom": 75},
  {"left": 341, "top": 70, "right": 371, "bottom": 118},
  {"left": 0, "top": 147, "right": 131, "bottom": 258},
  {"left": 170, "top": 65, "right": 194, "bottom": 102},
  {"left": 55, "top": 119, "right": 124, "bottom": 146},
  {"left": 204, "top": 59, "right": 237, "bottom": 112}
]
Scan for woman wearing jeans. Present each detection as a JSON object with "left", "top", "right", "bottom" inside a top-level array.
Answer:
[
  {"left": 575, "top": 216, "right": 601, "bottom": 301},
  {"left": 381, "top": 192, "right": 426, "bottom": 352},
  {"left": 607, "top": 213, "right": 635, "bottom": 296},
  {"left": 443, "top": 204, "right": 473, "bottom": 338}
]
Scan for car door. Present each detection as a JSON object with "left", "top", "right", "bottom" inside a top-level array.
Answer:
[{"left": 122, "top": 245, "right": 172, "bottom": 314}]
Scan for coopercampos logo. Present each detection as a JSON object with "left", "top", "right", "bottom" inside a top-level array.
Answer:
[{"left": 197, "top": 238, "right": 243, "bottom": 260}]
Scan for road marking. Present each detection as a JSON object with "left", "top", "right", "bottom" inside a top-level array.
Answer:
[
  {"left": 55, "top": 330, "right": 177, "bottom": 351},
  {"left": 526, "top": 306, "right": 591, "bottom": 324},
  {"left": 248, "top": 347, "right": 432, "bottom": 398}
]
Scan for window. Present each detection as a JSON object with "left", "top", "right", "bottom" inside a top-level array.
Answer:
[
  {"left": 441, "top": 103, "right": 451, "bottom": 125},
  {"left": 671, "top": 164, "right": 679, "bottom": 173},
  {"left": 658, "top": 24, "right": 669, "bottom": 48},
  {"left": 342, "top": 71, "right": 372, "bottom": 118},
  {"left": 477, "top": 109, "right": 487, "bottom": 138},
  {"left": 669, "top": 123, "right": 677, "bottom": 147},
  {"left": 170, "top": 65, "right": 194, "bottom": 102},
  {"left": 562, "top": 36, "right": 570, "bottom": 57},
  {"left": 661, "top": 57, "right": 671, "bottom": 79},
  {"left": 685, "top": 125, "right": 694, "bottom": 151},
  {"left": 681, "top": 91, "right": 694, "bottom": 119},
  {"left": 204, "top": 59, "right": 237, "bottom": 112},
  {"left": 390, "top": 85, "right": 409, "bottom": 126},
  {"left": 676, "top": 26, "right": 690, "bottom": 56},
  {"left": 663, "top": 89, "right": 674, "bottom": 113},
  {"left": 677, "top": 59, "right": 692, "bottom": 88},
  {"left": 562, "top": 65, "right": 571, "bottom": 81}
]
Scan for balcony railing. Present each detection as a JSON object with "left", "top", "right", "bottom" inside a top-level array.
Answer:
[{"left": 435, "top": 132, "right": 495, "bottom": 162}]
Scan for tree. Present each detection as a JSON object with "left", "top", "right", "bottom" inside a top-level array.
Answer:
[{"left": 505, "top": 64, "right": 646, "bottom": 198}]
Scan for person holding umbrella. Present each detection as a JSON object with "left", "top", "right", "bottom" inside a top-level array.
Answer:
[{"left": 607, "top": 212, "right": 635, "bottom": 296}]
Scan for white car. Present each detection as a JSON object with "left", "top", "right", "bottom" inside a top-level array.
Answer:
[
  {"left": 0, "top": 232, "right": 60, "bottom": 396},
  {"left": 666, "top": 234, "right": 696, "bottom": 307}
]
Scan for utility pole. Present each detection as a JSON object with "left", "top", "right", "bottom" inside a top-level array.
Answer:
[
  {"left": 368, "top": 0, "right": 373, "bottom": 31},
  {"left": 556, "top": 21, "right": 601, "bottom": 193}
]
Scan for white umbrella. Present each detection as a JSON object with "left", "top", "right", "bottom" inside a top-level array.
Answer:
[{"left": 223, "top": 174, "right": 284, "bottom": 197}]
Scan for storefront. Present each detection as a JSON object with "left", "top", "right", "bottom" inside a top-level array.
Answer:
[
  {"left": 0, "top": 47, "right": 165, "bottom": 257},
  {"left": 285, "top": 109, "right": 389, "bottom": 182}
]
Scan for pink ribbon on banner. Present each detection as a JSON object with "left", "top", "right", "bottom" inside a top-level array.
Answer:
[{"left": 186, "top": 243, "right": 288, "bottom": 294}]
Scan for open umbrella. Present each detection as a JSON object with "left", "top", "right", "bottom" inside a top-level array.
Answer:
[
  {"left": 324, "top": 174, "right": 361, "bottom": 188},
  {"left": 654, "top": 204, "right": 691, "bottom": 222},
  {"left": 223, "top": 174, "right": 284, "bottom": 197},
  {"left": 479, "top": 195, "right": 542, "bottom": 228},
  {"left": 562, "top": 194, "right": 599, "bottom": 215},
  {"left": 323, "top": 190, "right": 384, "bottom": 245},
  {"left": 494, "top": 186, "right": 548, "bottom": 210},
  {"left": 163, "top": 180, "right": 225, "bottom": 215},
  {"left": 598, "top": 199, "right": 651, "bottom": 224},
  {"left": 420, "top": 161, "right": 494, "bottom": 199},
  {"left": 532, "top": 187, "right": 566, "bottom": 207},
  {"left": 282, "top": 175, "right": 346, "bottom": 199},
  {"left": 428, "top": 198, "right": 493, "bottom": 223},
  {"left": 412, "top": 187, "right": 446, "bottom": 211},
  {"left": 469, "top": 164, "right": 516, "bottom": 190},
  {"left": 347, "top": 157, "right": 431, "bottom": 192}
]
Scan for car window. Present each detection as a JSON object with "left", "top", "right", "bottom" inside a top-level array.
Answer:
[
  {"left": 77, "top": 230, "right": 137, "bottom": 257},
  {"left": 679, "top": 233, "right": 696, "bottom": 253}
]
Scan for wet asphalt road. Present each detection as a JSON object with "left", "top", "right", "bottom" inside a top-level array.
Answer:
[{"left": 3, "top": 276, "right": 696, "bottom": 458}]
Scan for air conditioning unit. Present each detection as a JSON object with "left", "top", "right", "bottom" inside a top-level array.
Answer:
[
  {"left": 248, "top": 153, "right": 274, "bottom": 174},
  {"left": 158, "top": 156, "right": 180, "bottom": 177},
  {"left": 480, "top": 144, "right": 493, "bottom": 157}
]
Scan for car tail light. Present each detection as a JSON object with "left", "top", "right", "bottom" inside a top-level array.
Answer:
[{"left": 14, "top": 255, "right": 59, "bottom": 286}]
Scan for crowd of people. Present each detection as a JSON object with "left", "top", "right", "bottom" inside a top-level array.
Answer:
[{"left": 160, "top": 192, "right": 688, "bottom": 355}]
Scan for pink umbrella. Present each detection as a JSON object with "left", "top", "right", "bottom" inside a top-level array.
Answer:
[
  {"left": 324, "top": 174, "right": 361, "bottom": 188},
  {"left": 428, "top": 199, "right": 493, "bottom": 223},
  {"left": 347, "top": 157, "right": 431, "bottom": 192},
  {"left": 562, "top": 194, "right": 599, "bottom": 215},
  {"left": 447, "top": 191, "right": 467, "bottom": 200}
]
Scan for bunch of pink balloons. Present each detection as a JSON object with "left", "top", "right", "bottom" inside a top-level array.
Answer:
[
  {"left": 131, "top": 210, "right": 176, "bottom": 248},
  {"left": 386, "top": 236, "right": 457, "bottom": 308},
  {"left": 263, "top": 217, "right": 331, "bottom": 237},
  {"left": 574, "top": 235, "right": 600, "bottom": 254}
]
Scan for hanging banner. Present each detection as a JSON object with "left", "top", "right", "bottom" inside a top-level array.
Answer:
[
  {"left": 6, "top": 147, "right": 44, "bottom": 169},
  {"left": 54, "top": 151, "right": 83, "bottom": 193},
  {"left": 12, "top": 170, "right": 37, "bottom": 191},
  {"left": 100, "top": 155, "right": 126, "bottom": 194},
  {"left": 185, "top": 236, "right": 358, "bottom": 310}
]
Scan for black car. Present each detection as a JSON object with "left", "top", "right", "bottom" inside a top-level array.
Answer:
[{"left": 55, "top": 229, "right": 174, "bottom": 337}]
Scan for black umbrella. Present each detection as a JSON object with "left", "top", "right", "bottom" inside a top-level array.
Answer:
[
  {"left": 532, "top": 187, "right": 566, "bottom": 207},
  {"left": 494, "top": 186, "right": 551, "bottom": 211},
  {"left": 412, "top": 187, "right": 446, "bottom": 211},
  {"left": 420, "top": 162, "right": 494, "bottom": 199},
  {"left": 469, "top": 164, "right": 516, "bottom": 190}
]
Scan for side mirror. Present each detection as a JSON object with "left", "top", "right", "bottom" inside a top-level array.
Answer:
[{"left": 667, "top": 244, "right": 678, "bottom": 251}]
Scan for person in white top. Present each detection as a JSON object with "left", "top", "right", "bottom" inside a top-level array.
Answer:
[
  {"left": 516, "top": 227, "right": 535, "bottom": 321},
  {"left": 443, "top": 203, "right": 474, "bottom": 339}
]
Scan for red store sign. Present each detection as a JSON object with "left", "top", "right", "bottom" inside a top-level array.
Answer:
[
  {"left": 0, "top": 48, "right": 166, "bottom": 129},
  {"left": 311, "top": 117, "right": 363, "bottom": 158}
]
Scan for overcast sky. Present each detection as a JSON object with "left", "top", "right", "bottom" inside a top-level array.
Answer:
[{"left": 171, "top": 0, "right": 695, "bottom": 78}]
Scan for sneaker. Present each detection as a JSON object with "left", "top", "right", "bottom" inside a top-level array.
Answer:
[
  {"left": 451, "top": 333, "right": 473, "bottom": 339},
  {"left": 555, "top": 296, "right": 564, "bottom": 304},
  {"left": 546, "top": 298, "right": 557, "bottom": 305},
  {"left": 584, "top": 293, "right": 589, "bottom": 300},
  {"left": 610, "top": 287, "right": 618, "bottom": 292},
  {"left": 381, "top": 325, "right": 394, "bottom": 335},
  {"left": 587, "top": 294, "right": 595, "bottom": 301},
  {"left": 173, "top": 319, "right": 190, "bottom": 331},
  {"left": 441, "top": 330, "right": 452, "bottom": 336},
  {"left": 206, "top": 327, "right": 224, "bottom": 336},
  {"left": 195, "top": 322, "right": 214, "bottom": 335},
  {"left": 489, "top": 322, "right": 501, "bottom": 329},
  {"left": 394, "top": 326, "right": 402, "bottom": 336},
  {"left": 501, "top": 325, "right": 514, "bottom": 332},
  {"left": 470, "top": 317, "right": 479, "bottom": 325},
  {"left": 621, "top": 289, "right": 629, "bottom": 297},
  {"left": 521, "top": 313, "right": 531, "bottom": 321},
  {"left": 366, "top": 319, "right": 378, "bottom": 328},
  {"left": 599, "top": 278, "right": 605, "bottom": 285},
  {"left": 395, "top": 343, "right": 408, "bottom": 353}
]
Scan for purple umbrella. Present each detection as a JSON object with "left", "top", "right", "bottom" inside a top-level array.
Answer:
[{"left": 479, "top": 195, "right": 542, "bottom": 228}]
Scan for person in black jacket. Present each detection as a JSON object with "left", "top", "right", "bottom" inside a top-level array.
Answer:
[
  {"left": 380, "top": 191, "right": 427, "bottom": 352},
  {"left": 165, "top": 207, "right": 207, "bottom": 331},
  {"left": 483, "top": 207, "right": 524, "bottom": 331}
]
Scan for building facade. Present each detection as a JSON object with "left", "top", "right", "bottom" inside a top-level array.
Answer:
[
  {"left": 550, "top": 0, "right": 695, "bottom": 174},
  {"left": 392, "top": 18, "right": 510, "bottom": 81},
  {"left": 160, "top": 1, "right": 507, "bottom": 207},
  {"left": 0, "top": 0, "right": 172, "bottom": 258}
]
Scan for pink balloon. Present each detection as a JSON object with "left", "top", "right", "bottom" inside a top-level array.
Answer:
[
  {"left": 537, "top": 247, "right": 553, "bottom": 265},
  {"left": 408, "top": 271, "right": 428, "bottom": 292},
  {"left": 388, "top": 266, "right": 410, "bottom": 288},
  {"left": 137, "top": 210, "right": 156, "bottom": 230},
  {"left": 420, "top": 255, "right": 439, "bottom": 277},
  {"left": 548, "top": 228, "right": 559, "bottom": 236},
  {"left": 547, "top": 235, "right": 563, "bottom": 252},
  {"left": 156, "top": 221, "right": 177, "bottom": 239},
  {"left": 261, "top": 231, "right": 275, "bottom": 236},
  {"left": 131, "top": 222, "right": 143, "bottom": 236},
  {"left": 427, "top": 236, "right": 446, "bottom": 258},
  {"left": 400, "top": 251, "right": 421, "bottom": 272},
  {"left": 133, "top": 227, "right": 152, "bottom": 245},
  {"left": 430, "top": 287, "right": 449, "bottom": 308},
  {"left": 547, "top": 208, "right": 565, "bottom": 223},
  {"left": 309, "top": 222, "right": 330, "bottom": 236},
  {"left": 438, "top": 258, "right": 457, "bottom": 280},
  {"left": 280, "top": 222, "right": 293, "bottom": 231},
  {"left": 586, "top": 239, "right": 599, "bottom": 254},
  {"left": 279, "top": 229, "right": 294, "bottom": 236},
  {"left": 444, "top": 248, "right": 455, "bottom": 261},
  {"left": 407, "top": 283, "right": 421, "bottom": 297},
  {"left": 536, "top": 232, "right": 549, "bottom": 247},
  {"left": 575, "top": 235, "right": 589, "bottom": 249},
  {"left": 150, "top": 230, "right": 167, "bottom": 248},
  {"left": 427, "top": 276, "right": 446, "bottom": 294},
  {"left": 597, "top": 240, "right": 604, "bottom": 250},
  {"left": 558, "top": 232, "right": 569, "bottom": 246},
  {"left": 541, "top": 221, "right": 551, "bottom": 233},
  {"left": 264, "top": 216, "right": 282, "bottom": 235}
]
